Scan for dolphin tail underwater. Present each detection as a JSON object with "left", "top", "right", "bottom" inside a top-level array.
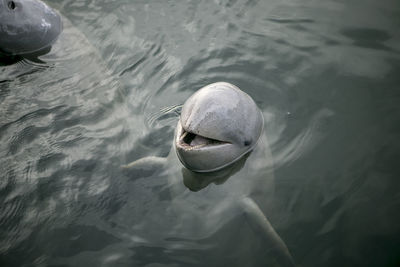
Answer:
[{"left": 240, "top": 197, "right": 296, "bottom": 267}]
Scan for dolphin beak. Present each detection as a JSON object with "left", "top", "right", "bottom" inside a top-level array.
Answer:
[
  {"left": 175, "top": 123, "right": 231, "bottom": 151},
  {"left": 174, "top": 121, "right": 240, "bottom": 172},
  {"left": 174, "top": 122, "right": 237, "bottom": 172}
]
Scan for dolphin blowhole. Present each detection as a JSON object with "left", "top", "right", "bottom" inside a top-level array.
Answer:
[{"left": 174, "top": 82, "right": 264, "bottom": 172}]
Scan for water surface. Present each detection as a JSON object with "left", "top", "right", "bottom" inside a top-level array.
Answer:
[{"left": 1, "top": 0, "right": 399, "bottom": 266}]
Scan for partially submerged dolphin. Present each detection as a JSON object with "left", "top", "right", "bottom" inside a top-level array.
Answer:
[
  {"left": 0, "top": 0, "right": 62, "bottom": 56},
  {"left": 175, "top": 82, "right": 264, "bottom": 172},
  {"left": 123, "top": 82, "right": 296, "bottom": 266}
]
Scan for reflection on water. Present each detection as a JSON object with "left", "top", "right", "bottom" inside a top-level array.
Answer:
[{"left": 1, "top": 0, "right": 400, "bottom": 266}]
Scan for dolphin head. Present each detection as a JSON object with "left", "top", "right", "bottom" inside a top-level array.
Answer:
[
  {"left": 174, "top": 82, "right": 264, "bottom": 172},
  {"left": 0, "top": 0, "right": 62, "bottom": 55}
]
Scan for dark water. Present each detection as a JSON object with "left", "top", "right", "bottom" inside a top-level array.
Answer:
[{"left": 1, "top": 0, "right": 400, "bottom": 266}]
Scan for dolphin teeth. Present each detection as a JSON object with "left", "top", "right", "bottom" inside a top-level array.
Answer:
[{"left": 180, "top": 130, "right": 188, "bottom": 139}]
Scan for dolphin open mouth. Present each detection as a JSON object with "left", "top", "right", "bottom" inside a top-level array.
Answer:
[{"left": 178, "top": 128, "right": 230, "bottom": 149}]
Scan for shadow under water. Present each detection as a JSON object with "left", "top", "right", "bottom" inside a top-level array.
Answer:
[
  {"left": 0, "top": 46, "right": 53, "bottom": 66},
  {"left": 182, "top": 153, "right": 250, "bottom": 192}
]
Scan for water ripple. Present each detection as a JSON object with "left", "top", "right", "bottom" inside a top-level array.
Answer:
[{"left": 0, "top": 0, "right": 399, "bottom": 266}]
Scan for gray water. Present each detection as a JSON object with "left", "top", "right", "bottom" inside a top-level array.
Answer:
[{"left": 1, "top": 0, "right": 400, "bottom": 266}]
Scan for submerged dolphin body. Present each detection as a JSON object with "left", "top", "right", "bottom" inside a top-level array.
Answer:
[{"left": 0, "top": 0, "right": 62, "bottom": 55}]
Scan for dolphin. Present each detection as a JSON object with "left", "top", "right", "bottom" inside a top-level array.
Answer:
[
  {"left": 175, "top": 82, "right": 264, "bottom": 172},
  {"left": 123, "top": 82, "right": 296, "bottom": 266},
  {"left": 0, "top": 0, "right": 62, "bottom": 56}
]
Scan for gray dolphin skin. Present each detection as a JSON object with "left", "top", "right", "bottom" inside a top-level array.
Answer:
[
  {"left": 0, "top": 0, "right": 62, "bottom": 55},
  {"left": 175, "top": 82, "right": 264, "bottom": 172}
]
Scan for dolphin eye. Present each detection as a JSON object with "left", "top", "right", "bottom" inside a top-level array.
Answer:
[
  {"left": 244, "top": 140, "right": 251, "bottom": 146},
  {"left": 7, "top": 1, "right": 16, "bottom": 10}
]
